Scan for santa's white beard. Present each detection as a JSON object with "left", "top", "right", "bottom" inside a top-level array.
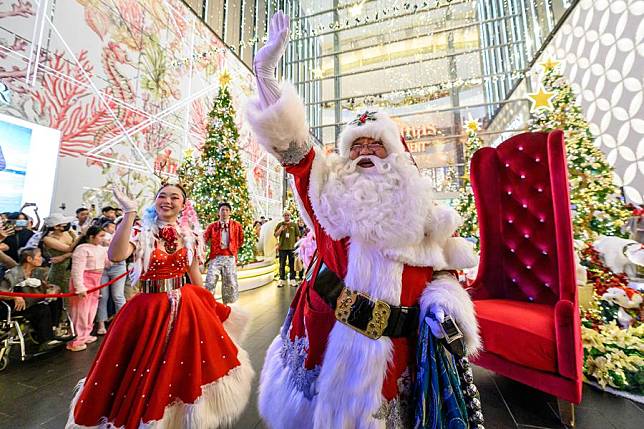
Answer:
[{"left": 315, "top": 153, "right": 432, "bottom": 250}]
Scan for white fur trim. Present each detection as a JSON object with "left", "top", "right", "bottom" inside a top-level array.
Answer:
[
  {"left": 314, "top": 323, "right": 390, "bottom": 429},
  {"left": 306, "top": 147, "right": 347, "bottom": 241},
  {"left": 66, "top": 349, "right": 254, "bottom": 429},
  {"left": 420, "top": 276, "right": 481, "bottom": 356},
  {"left": 258, "top": 337, "right": 317, "bottom": 429},
  {"left": 288, "top": 175, "right": 315, "bottom": 232},
  {"left": 223, "top": 303, "right": 251, "bottom": 343},
  {"left": 383, "top": 239, "right": 448, "bottom": 269},
  {"left": 313, "top": 242, "right": 400, "bottom": 428},
  {"left": 338, "top": 111, "right": 403, "bottom": 158},
  {"left": 442, "top": 237, "right": 478, "bottom": 270},
  {"left": 246, "top": 82, "right": 310, "bottom": 157},
  {"left": 382, "top": 205, "right": 471, "bottom": 269},
  {"left": 427, "top": 204, "right": 463, "bottom": 244}
]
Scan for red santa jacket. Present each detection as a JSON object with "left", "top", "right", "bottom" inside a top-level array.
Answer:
[
  {"left": 203, "top": 219, "right": 244, "bottom": 261},
  {"left": 284, "top": 149, "right": 438, "bottom": 399},
  {"left": 246, "top": 83, "right": 480, "bottom": 428}
]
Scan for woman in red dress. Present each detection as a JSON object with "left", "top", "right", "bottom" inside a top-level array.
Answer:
[{"left": 66, "top": 184, "right": 254, "bottom": 428}]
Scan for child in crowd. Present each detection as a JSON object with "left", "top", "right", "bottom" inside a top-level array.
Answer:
[{"left": 67, "top": 226, "right": 110, "bottom": 352}]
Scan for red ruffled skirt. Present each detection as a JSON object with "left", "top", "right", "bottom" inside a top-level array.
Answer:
[{"left": 66, "top": 284, "right": 254, "bottom": 429}]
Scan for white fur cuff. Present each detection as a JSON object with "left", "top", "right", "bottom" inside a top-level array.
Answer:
[
  {"left": 420, "top": 276, "right": 481, "bottom": 356},
  {"left": 443, "top": 237, "right": 478, "bottom": 270},
  {"left": 246, "top": 82, "right": 311, "bottom": 164},
  {"left": 427, "top": 204, "right": 463, "bottom": 244},
  {"left": 223, "top": 303, "right": 251, "bottom": 343}
]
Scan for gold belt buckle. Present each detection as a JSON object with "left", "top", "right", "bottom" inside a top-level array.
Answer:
[{"left": 335, "top": 288, "right": 391, "bottom": 340}]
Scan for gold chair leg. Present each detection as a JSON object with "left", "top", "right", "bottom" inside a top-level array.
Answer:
[{"left": 557, "top": 398, "right": 575, "bottom": 427}]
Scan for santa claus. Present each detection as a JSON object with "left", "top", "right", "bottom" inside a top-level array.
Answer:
[{"left": 247, "top": 12, "right": 483, "bottom": 429}]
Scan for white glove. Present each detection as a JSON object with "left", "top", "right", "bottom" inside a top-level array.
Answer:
[
  {"left": 253, "top": 11, "right": 290, "bottom": 108},
  {"left": 426, "top": 304, "right": 446, "bottom": 339},
  {"left": 113, "top": 187, "right": 137, "bottom": 214}
]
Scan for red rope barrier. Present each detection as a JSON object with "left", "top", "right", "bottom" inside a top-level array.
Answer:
[{"left": 0, "top": 271, "right": 129, "bottom": 299}]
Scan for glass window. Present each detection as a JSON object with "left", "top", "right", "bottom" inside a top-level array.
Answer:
[{"left": 206, "top": 0, "right": 226, "bottom": 36}]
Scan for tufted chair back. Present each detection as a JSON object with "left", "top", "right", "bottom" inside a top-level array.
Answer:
[{"left": 470, "top": 130, "right": 576, "bottom": 305}]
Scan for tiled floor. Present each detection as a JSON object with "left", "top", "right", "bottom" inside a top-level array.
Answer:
[{"left": 0, "top": 283, "right": 641, "bottom": 429}]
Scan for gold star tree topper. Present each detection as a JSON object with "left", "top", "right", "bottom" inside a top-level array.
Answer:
[
  {"left": 464, "top": 118, "right": 480, "bottom": 133},
  {"left": 219, "top": 71, "right": 232, "bottom": 87},
  {"left": 539, "top": 57, "right": 560, "bottom": 72},
  {"left": 528, "top": 85, "right": 555, "bottom": 111}
]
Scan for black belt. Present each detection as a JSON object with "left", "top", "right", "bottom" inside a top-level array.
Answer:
[{"left": 313, "top": 262, "right": 419, "bottom": 340}]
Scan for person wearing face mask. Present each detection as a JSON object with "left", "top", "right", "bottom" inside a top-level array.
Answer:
[
  {"left": 2, "top": 212, "right": 34, "bottom": 263},
  {"left": 65, "top": 183, "right": 254, "bottom": 429}
]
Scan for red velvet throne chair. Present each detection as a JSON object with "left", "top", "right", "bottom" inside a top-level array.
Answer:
[{"left": 469, "top": 130, "right": 583, "bottom": 424}]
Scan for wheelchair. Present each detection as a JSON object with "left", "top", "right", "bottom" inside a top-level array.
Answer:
[{"left": 0, "top": 300, "right": 73, "bottom": 371}]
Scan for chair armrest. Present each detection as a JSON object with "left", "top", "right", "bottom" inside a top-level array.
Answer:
[{"left": 554, "top": 300, "right": 582, "bottom": 381}]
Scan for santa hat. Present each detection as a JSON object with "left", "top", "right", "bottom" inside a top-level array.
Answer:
[{"left": 337, "top": 110, "right": 405, "bottom": 158}]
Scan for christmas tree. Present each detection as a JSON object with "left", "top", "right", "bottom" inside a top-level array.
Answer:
[
  {"left": 529, "top": 59, "right": 630, "bottom": 241},
  {"left": 455, "top": 119, "right": 485, "bottom": 249},
  {"left": 284, "top": 187, "right": 300, "bottom": 219},
  {"left": 178, "top": 74, "right": 256, "bottom": 264}
]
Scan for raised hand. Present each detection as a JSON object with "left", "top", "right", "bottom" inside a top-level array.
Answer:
[
  {"left": 254, "top": 11, "right": 290, "bottom": 108},
  {"left": 254, "top": 11, "right": 290, "bottom": 78},
  {"left": 113, "top": 187, "right": 137, "bottom": 213}
]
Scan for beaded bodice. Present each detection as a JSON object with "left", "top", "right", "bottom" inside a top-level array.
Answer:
[{"left": 139, "top": 247, "right": 189, "bottom": 281}]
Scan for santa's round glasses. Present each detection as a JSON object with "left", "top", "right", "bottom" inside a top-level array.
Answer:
[{"left": 350, "top": 142, "right": 385, "bottom": 154}]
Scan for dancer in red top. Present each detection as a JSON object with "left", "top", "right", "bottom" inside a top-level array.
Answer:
[{"left": 66, "top": 183, "right": 254, "bottom": 429}]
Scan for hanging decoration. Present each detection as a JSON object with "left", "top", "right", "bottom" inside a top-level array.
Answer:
[
  {"left": 330, "top": 69, "right": 536, "bottom": 110},
  {"left": 288, "top": 0, "right": 470, "bottom": 39}
]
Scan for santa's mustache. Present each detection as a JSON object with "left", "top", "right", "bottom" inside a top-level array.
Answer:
[{"left": 343, "top": 154, "right": 395, "bottom": 175}]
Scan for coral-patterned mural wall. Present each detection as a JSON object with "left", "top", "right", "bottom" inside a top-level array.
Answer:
[{"left": 0, "top": 0, "right": 283, "bottom": 217}]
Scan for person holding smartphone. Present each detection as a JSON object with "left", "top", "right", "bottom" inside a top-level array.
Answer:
[
  {"left": 0, "top": 221, "right": 18, "bottom": 278},
  {"left": 3, "top": 212, "right": 34, "bottom": 262}
]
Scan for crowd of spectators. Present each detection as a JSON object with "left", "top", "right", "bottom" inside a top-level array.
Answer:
[
  {"left": 0, "top": 200, "right": 315, "bottom": 356},
  {"left": 0, "top": 203, "right": 130, "bottom": 353}
]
